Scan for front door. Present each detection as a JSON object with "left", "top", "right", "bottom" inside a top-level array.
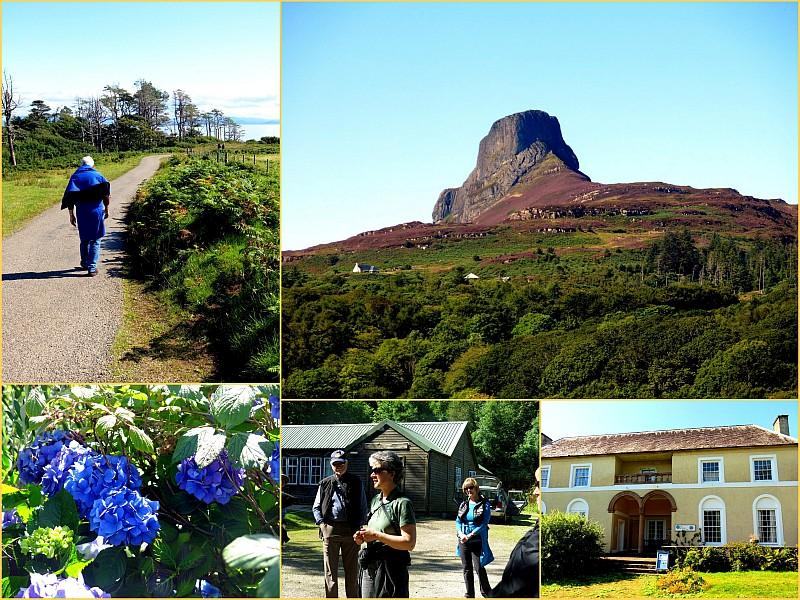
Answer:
[{"left": 616, "top": 520, "right": 626, "bottom": 552}]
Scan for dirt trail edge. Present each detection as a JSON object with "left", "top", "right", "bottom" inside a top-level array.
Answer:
[{"left": 2, "top": 154, "right": 168, "bottom": 383}]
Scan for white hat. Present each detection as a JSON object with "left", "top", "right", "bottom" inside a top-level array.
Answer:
[{"left": 81, "top": 156, "right": 95, "bottom": 168}]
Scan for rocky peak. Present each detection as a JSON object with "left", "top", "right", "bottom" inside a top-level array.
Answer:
[{"left": 432, "top": 110, "right": 581, "bottom": 223}]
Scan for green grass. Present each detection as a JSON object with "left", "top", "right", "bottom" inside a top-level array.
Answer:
[
  {"left": 2, "top": 153, "right": 150, "bottom": 236},
  {"left": 542, "top": 570, "right": 798, "bottom": 598}
]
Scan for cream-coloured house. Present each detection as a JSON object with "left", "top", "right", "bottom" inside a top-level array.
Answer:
[{"left": 541, "top": 415, "right": 798, "bottom": 554}]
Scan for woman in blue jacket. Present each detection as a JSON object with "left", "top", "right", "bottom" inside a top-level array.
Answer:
[{"left": 456, "top": 477, "right": 494, "bottom": 597}]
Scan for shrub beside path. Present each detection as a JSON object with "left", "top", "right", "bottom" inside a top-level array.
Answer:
[
  {"left": 282, "top": 509, "right": 533, "bottom": 598},
  {"left": 2, "top": 155, "right": 168, "bottom": 382}
]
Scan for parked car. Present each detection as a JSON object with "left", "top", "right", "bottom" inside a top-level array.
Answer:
[
  {"left": 475, "top": 476, "right": 520, "bottom": 522},
  {"left": 508, "top": 489, "right": 528, "bottom": 512}
]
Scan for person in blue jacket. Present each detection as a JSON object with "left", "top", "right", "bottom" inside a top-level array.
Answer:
[
  {"left": 61, "top": 156, "right": 110, "bottom": 276},
  {"left": 456, "top": 477, "right": 494, "bottom": 598}
]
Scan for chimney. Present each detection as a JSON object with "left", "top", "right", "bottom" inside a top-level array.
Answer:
[{"left": 773, "top": 415, "right": 789, "bottom": 436}]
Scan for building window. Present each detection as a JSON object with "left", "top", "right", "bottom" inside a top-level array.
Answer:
[
  {"left": 698, "top": 458, "right": 724, "bottom": 484},
  {"left": 750, "top": 455, "right": 777, "bottom": 483},
  {"left": 570, "top": 464, "right": 591, "bottom": 488},
  {"left": 703, "top": 511, "right": 722, "bottom": 543},
  {"left": 757, "top": 510, "right": 777, "bottom": 544},
  {"left": 752, "top": 495, "right": 783, "bottom": 546},
  {"left": 283, "top": 457, "right": 299, "bottom": 485},
  {"left": 699, "top": 496, "right": 726, "bottom": 545},
  {"left": 540, "top": 466, "right": 551, "bottom": 489},
  {"left": 298, "top": 456, "right": 323, "bottom": 485},
  {"left": 455, "top": 466, "right": 462, "bottom": 491},
  {"left": 566, "top": 498, "right": 588, "bottom": 518},
  {"left": 468, "top": 470, "right": 476, "bottom": 478},
  {"left": 646, "top": 519, "right": 666, "bottom": 541}
]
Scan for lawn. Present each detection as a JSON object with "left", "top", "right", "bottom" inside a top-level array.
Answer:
[
  {"left": 542, "top": 570, "right": 798, "bottom": 598},
  {"left": 2, "top": 153, "right": 150, "bottom": 236}
]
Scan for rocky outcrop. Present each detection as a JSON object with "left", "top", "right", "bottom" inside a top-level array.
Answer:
[{"left": 432, "top": 110, "right": 581, "bottom": 223}]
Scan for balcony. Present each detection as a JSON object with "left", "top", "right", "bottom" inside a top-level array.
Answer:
[{"left": 615, "top": 472, "right": 672, "bottom": 485}]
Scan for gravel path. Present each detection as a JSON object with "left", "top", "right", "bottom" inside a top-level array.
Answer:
[
  {"left": 282, "top": 510, "right": 533, "bottom": 598},
  {"left": 2, "top": 155, "right": 167, "bottom": 383}
]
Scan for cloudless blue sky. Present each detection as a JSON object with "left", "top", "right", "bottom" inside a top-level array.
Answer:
[
  {"left": 283, "top": 2, "right": 797, "bottom": 249},
  {"left": 2, "top": 2, "right": 280, "bottom": 138},
  {"left": 542, "top": 400, "right": 798, "bottom": 442}
]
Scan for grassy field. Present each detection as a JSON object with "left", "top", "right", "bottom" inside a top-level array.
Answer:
[
  {"left": 542, "top": 570, "right": 798, "bottom": 598},
  {"left": 2, "top": 153, "right": 149, "bottom": 236},
  {"left": 111, "top": 280, "right": 217, "bottom": 382}
]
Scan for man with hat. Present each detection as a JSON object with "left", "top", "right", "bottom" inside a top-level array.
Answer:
[{"left": 312, "top": 449, "right": 367, "bottom": 597}]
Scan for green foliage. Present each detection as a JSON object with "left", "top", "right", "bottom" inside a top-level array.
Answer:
[
  {"left": 674, "top": 543, "right": 798, "bottom": 573},
  {"left": 283, "top": 237, "right": 797, "bottom": 397},
  {"left": 541, "top": 511, "right": 604, "bottom": 582},
  {"left": 654, "top": 567, "right": 707, "bottom": 596},
  {"left": 127, "top": 157, "right": 279, "bottom": 381},
  {"left": 2, "top": 385, "right": 280, "bottom": 598}
]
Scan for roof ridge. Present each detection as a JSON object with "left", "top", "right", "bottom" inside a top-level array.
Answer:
[
  {"left": 751, "top": 423, "right": 798, "bottom": 443},
  {"left": 551, "top": 423, "right": 758, "bottom": 442}
]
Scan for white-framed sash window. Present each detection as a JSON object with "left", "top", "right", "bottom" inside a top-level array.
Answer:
[
  {"left": 750, "top": 454, "right": 777, "bottom": 483},
  {"left": 698, "top": 457, "right": 725, "bottom": 484},
  {"left": 570, "top": 464, "right": 592, "bottom": 488}
]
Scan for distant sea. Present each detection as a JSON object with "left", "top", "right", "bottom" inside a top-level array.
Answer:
[{"left": 239, "top": 123, "right": 280, "bottom": 141}]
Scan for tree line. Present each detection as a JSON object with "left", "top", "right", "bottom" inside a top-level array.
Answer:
[{"left": 2, "top": 72, "right": 255, "bottom": 167}]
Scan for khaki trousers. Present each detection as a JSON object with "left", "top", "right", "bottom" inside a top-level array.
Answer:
[{"left": 320, "top": 522, "right": 360, "bottom": 598}]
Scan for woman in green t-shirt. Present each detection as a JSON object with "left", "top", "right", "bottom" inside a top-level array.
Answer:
[{"left": 353, "top": 450, "right": 416, "bottom": 597}]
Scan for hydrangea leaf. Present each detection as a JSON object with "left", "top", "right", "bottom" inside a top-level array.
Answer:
[
  {"left": 64, "top": 558, "right": 93, "bottom": 578},
  {"left": 226, "top": 432, "right": 272, "bottom": 469},
  {"left": 172, "top": 426, "right": 215, "bottom": 463},
  {"left": 256, "top": 557, "right": 280, "bottom": 598},
  {"left": 82, "top": 546, "right": 126, "bottom": 593},
  {"left": 128, "top": 425, "right": 155, "bottom": 454},
  {"left": 2, "top": 576, "right": 28, "bottom": 599},
  {"left": 24, "top": 388, "right": 47, "bottom": 418},
  {"left": 95, "top": 415, "right": 117, "bottom": 437},
  {"left": 194, "top": 432, "right": 227, "bottom": 468},
  {"left": 210, "top": 386, "right": 255, "bottom": 430},
  {"left": 37, "top": 490, "right": 79, "bottom": 533},
  {"left": 222, "top": 534, "right": 280, "bottom": 571}
]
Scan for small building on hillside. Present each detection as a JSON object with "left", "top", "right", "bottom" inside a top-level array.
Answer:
[
  {"left": 464, "top": 272, "right": 480, "bottom": 281},
  {"left": 282, "top": 419, "right": 480, "bottom": 514},
  {"left": 541, "top": 415, "right": 798, "bottom": 554},
  {"left": 353, "top": 263, "right": 379, "bottom": 273}
]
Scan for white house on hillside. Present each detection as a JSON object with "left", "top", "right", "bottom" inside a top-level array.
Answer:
[{"left": 353, "top": 263, "right": 379, "bottom": 273}]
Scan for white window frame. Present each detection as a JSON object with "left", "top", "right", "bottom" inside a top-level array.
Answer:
[
  {"left": 697, "top": 457, "right": 725, "bottom": 484},
  {"left": 698, "top": 495, "right": 727, "bottom": 545},
  {"left": 752, "top": 494, "right": 784, "bottom": 546},
  {"left": 455, "top": 466, "right": 463, "bottom": 491},
  {"left": 283, "top": 457, "right": 299, "bottom": 485},
  {"left": 645, "top": 519, "right": 667, "bottom": 541},
  {"left": 298, "top": 456, "right": 323, "bottom": 486},
  {"left": 468, "top": 470, "right": 477, "bottom": 478},
  {"left": 540, "top": 466, "right": 551, "bottom": 489},
  {"left": 566, "top": 498, "right": 589, "bottom": 518},
  {"left": 309, "top": 457, "right": 323, "bottom": 485},
  {"left": 570, "top": 463, "right": 592, "bottom": 488},
  {"left": 749, "top": 454, "right": 778, "bottom": 483}
]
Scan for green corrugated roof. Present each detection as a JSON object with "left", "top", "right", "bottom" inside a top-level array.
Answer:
[{"left": 282, "top": 420, "right": 469, "bottom": 457}]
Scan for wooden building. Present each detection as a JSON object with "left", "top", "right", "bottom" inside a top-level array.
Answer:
[{"left": 282, "top": 420, "right": 482, "bottom": 515}]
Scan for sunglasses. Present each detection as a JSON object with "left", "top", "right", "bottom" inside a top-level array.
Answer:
[
  {"left": 463, "top": 486, "right": 475, "bottom": 491},
  {"left": 370, "top": 467, "right": 390, "bottom": 475}
]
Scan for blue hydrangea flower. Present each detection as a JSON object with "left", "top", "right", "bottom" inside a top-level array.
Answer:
[
  {"left": 41, "top": 441, "right": 96, "bottom": 497},
  {"left": 17, "top": 431, "right": 72, "bottom": 485},
  {"left": 64, "top": 454, "right": 142, "bottom": 517},
  {"left": 175, "top": 451, "right": 244, "bottom": 505},
  {"left": 3, "top": 509, "right": 22, "bottom": 529},
  {"left": 16, "top": 573, "right": 109, "bottom": 598},
  {"left": 196, "top": 580, "right": 222, "bottom": 598},
  {"left": 269, "top": 395, "right": 280, "bottom": 420},
  {"left": 268, "top": 442, "right": 279, "bottom": 483},
  {"left": 88, "top": 488, "right": 160, "bottom": 547}
]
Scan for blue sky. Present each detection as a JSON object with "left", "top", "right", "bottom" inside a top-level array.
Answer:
[
  {"left": 2, "top": 2, "right": 280, "bottom": 139},
  {"left": 542, "top": 400, "right": 799, "bottom": 442},
  {"left": 283, "top": 2, "right": 797, "bottom": 250}
]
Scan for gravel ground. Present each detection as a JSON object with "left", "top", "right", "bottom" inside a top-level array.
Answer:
[
  {"left": 2, "top": 155, "right": 167, "bottom": 383},
  {"left": 282, "top": 508, "right": 534, "bottom": 598}
]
